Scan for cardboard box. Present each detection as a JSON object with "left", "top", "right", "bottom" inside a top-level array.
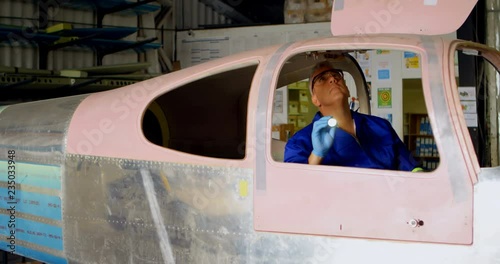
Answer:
[
  {"left": 286, "top": 0, "right": 307, "bottom": 9},
  {"left": 288, "top": 116, "right": 298, "bottom": 127},
  {"left": 299, "top": 90, "right": 309, "bottom": 102},
  {"left": 297, "top": 116, "right": 307, "bottom": 128},
  {"left": 289, "top": 101, "right": 299, "bottom": 114},
  {"left": 272, "top": 125, "right": 281, "bottom": 140},
  {"left": 299, "top": 102, "right": 309, "bottom": 113},
  {"left": 280, "top": 123, "right": 295, "bottom": 141},
  {"left": 284, "top": 0, "right": 307, "bottom": 24},
  {"left": 288, "top": 82, "right": 299, "bottom": 89},
  {"left": 297, "top": 81, "right": 308, "bottom": 89},
  {"left": 305, "top": 8, "right": 331, "bottom": 22},
  {"left": 305, "top": 0, "right": 332, "bottom": 22},
  {"left": 307, "top": 0, "right": 329, "bottom": 9},
  {"left": 285, "top": 9, "right": 305, "bottom": 24}
]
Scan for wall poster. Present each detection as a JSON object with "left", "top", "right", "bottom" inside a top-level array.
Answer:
[{"left": 377, "top": 87, "right": 392, "bottom": 108}]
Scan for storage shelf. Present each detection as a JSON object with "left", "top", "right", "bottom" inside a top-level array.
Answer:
[
  {"left": 54, "top": 0, "right": 161, "bottom": 27},
  {"left": 48, "top": 27, "right": 138, "bottom": 40},
  {"left": 60, "top": 0, "right": 161, "bottom": 16},
  {"left": 0, "top": 24, "right": 161, "bottom": 68},
  {"left": 407, "top": 134, "right": 434, "bottom": 137},
  {"left": 405, "top": 113, "right": 440, "bottom": 171},
  {"left": 0, "top": 0, "right": 164, "bottom": 97}
]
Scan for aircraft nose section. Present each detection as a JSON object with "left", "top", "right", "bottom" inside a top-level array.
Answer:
[
  {"left": 0, "top": 95, "right": 88, "bottom": 262},
  {"left": 0, "top": 95, "right": 88, "bottom": 160}
]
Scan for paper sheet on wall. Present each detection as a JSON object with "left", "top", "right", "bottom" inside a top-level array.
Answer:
[
  {"left": 274, "top": 90, "right": 284, "bottom": 113},
  {"left": 376, "top": 50, "right": 391, "bottom": 55},
  {"left": 461, "top": 101, "right": 476, "bottom": 113},
  {"left": 458, "top": 86, "right": 477, "bottom": 127},
  {"left": 180, "top": 37, "right": 230, "bottom": 67},
  {"left": 458, "top": 86, "right": 476, "bottom": 100},
  {"left": 464, "top": 113, "right": 478, "bottom": 127},
  {"left": 356, "top": 51, "right": 371, "bottom": 80},
  {"left": 404, "top": 52, "right": 420, "bottom": 69},
  {"left": 377, "top": 61, "right": 391, "bottom": 81},
  {"left": 377, "top": 87, "right": 392, "bottom": 108}
]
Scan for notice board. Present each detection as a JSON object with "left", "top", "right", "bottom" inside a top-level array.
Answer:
[{"left": 176, "top": 22, "right": 331, "bottom": 69}]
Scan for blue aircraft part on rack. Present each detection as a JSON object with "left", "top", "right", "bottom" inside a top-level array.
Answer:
[
  {"left": 89, "top": 38, "right": 162, "bottom": 52},
  {"left": 47, "top": 27, "right": 138, "bottom": 40},
  {"left": 0, "top": 29, "right": 59, "bottom": 45},
  {"left": 60, "top": 0, "right": 161, "bottom": 15},
  {"left": 0, "top": 28, "right": 161, "bottom": 53}
]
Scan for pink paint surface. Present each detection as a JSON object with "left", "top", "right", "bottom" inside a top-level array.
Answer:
[
  {"left": 66, "top": 35, "right": 480, "bottom": 245},
  {"left": 253, "top": 37, "right": 476, "bottom": 244},
  {"left": 66, "top": 47, "right": 276, "bottom": 167},
  {"left": 331, "top": 0, "right": 477, "bottom": 36}
]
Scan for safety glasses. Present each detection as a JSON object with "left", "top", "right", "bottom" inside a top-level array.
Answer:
[{"left": 311, "top": 69, "right": 344, "bottom": 91}]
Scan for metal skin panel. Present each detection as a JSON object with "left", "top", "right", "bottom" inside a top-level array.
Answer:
[
  {"left": 60, "top": 155, "right": 500, "bottom": 264},
  {"left": 63, "top": 155, "right": 259, "bottom": 263},
  {"left": 474, "top": 168, "right": 500, "bottom": 263},
  {"left": 0, "top": 35, "right": 496, "bottom": 263},
  {"left": 0, "top": 95, "right": 87, "bottom": 163},
  {"left": 0, "top": 95, "right": 88, "bottom": 263}
]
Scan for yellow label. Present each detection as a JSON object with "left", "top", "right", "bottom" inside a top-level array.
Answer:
[{"left": 239, "top": 180, "right": 248, "bottom": 198}]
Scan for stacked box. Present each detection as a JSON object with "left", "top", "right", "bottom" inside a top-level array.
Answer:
[
  {"left": 415, "top": 137, "right": 439, "bottom": 158},
  {"left": 305, "top": 0, "right": 332, "bottom": 23},
  {"left": 289, "top": 101, "right": 299, "bottom": 114},
  {"left": 284, "top": 0, "right": 333, "bottom": 23},
  {"left": 419, "top": 116, "right": 433, "bottom": 135},
  {"left": 297, "top": 116, "right": 307, "bottom": 128},
  {"left": 284, "top": 0, "right": 307, "bottom": 24},
  {"left": 422, "top": 161, "right": 439, "bottom": 170},
  {"left": 299, "top": 90, "right": 309, "bottom": 102}
]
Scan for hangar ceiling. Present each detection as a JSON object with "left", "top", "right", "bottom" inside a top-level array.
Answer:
[
  {"left": 176, "top": 0, "right": 286, "bottom": 30},
  {"left": 199, "top": 0, "right": 285, "bottom": 26}
]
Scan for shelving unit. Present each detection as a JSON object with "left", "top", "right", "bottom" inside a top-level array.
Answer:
[
  {"left": 0, "top": 0, "right": 162, "bottom": 68},
  {"left": 405, "top": 113, "right": 440, "bottom": 171},
  {"left": 0, "top": 0, "right": 167, "bottom": 101},
  {"left": 39, "top": 0, "right": 162, "bottom": 28},
  {"left": 34, "top": 0, "right": 163, "bottom": 68},
  {"left": 287, "top": 80, "right": 315, "bottom": 131}
]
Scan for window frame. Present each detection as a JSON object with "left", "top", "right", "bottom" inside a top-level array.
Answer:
[{"left": 254, "top": 39, "right": 474, "bottom": 245}]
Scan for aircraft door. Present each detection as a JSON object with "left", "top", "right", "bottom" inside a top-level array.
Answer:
[{"left": 254, "top": 44, "right": 475, "bottom": 245}]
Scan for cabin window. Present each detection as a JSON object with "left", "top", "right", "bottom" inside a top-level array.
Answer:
[
  {"left": 258, "top": 46, "right": 474, "bottom": 245},
  {"left": 453, "top": 45, "right": 500, "bottom": 167},
  {"left": 143, "top": 64, "right": 258, "bottom": 159},
  {"left": 271, "top": 49, "right": 440, "bottom": 172}
]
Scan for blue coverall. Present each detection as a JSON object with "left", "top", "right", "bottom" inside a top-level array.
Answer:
[{"left": 284, "top": 111, "right": 419, "bottom": 171}]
